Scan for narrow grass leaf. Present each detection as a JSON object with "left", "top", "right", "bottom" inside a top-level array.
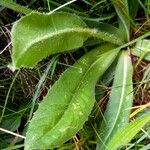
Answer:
[
  {"left": 0, "top": 0, "right": 32, "bottom": 14},
  {"left": 126, "top": 128, "right": 150, "bottom": 150},
  {"left": 25, "top": 44, "right": 119, "bottom": 150},
  {"left": 107, "top": 112, "right": 150, "bottom": 150},
  {"left": 128, "top": 0, "right": 139, "bottom": 19},
  {"left": 97, "top": 51, "right": 133, "bottom": 150},
  {"left": 131, "top": 39, "right": 150, "bottom": 61},
  {"left": 139, "top": 144, "right": 150, "bottom": 150},
  {"left": 112, "top": 0, "right": 130, "bottom": 41},
  {"left": 10, "top": 12, "right": 123, "bottom": 70}
]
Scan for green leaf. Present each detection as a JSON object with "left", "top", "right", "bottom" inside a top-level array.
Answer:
[
  {"left": 107, "top": 112, "right": 150, "bottom": 150},
  {"left": 128, "top": 0, "right": 139, "bottom": 19},
  {"left": 131, "top": 39, "right": 150, "bottom": 61},
  {"left": 0, "top": 0, "right": 32, "bottom": 14},
  {"left": 84, "top": 22, "right": 125, "bottom": 47},
  {"left": 97, "top": 51, "right": 133, "bottom": 150},
  {"left": 25, "top": 44, "right": 119, "bottom": 150},
  {"left": 126, "top": 124, "right": 150, "bottom": 150},
  {"left": 97, "top": 22, "right": 125, "bottom": 44},
  {"left": 10, "top": 12, "right": 122, "bottom": 70},
  {"left": 112, "top": 0, "right": 130, "bottom": 41}
]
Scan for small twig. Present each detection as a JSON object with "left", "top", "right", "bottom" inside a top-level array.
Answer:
[
  {"left": 0, "top": 42, "right": 11, "bottom": 55},
  {"left": 129, "top": 102, "right": 150, "bottom": 118},
  {"left": 48, "top": 0, "right": 77, "bottom": 14},
  {"left": 141, "top": 128, "right": 150, "bottom": 139},
  {"left": 0, "top": 128, "right": 26, "bottom": 139},
  {"left": 73, "top": 136, "right": 80, "bottom": 150}
]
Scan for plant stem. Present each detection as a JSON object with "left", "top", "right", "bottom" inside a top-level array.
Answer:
[{"left": 0, "top": 0, "right": 33, "bottom": 14}]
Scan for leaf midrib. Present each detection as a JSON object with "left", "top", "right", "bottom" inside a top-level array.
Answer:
[
  {"left": 34, "top": 49, "right": 116, "bottom": 143},
  {"left": 14, "top": 28, "right": 122, "bottom": 66},
  {"left": 26, "top": 28, "right": 122, "bottom": 49},
  {"left": 103, "top": 54, "right": 128, "bottom": 148}
]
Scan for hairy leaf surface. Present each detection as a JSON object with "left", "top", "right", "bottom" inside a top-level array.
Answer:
[
  {"left": 97, "top": 51, "right": 133, "bottom": 150},
  {"left": 107, "top": 112, "right": 150, "bottom": 150},
  {"left": 10, "top": 12, "right": 122, "bottom": 70},
  {"left": 25, "top": 44, "right": 119, "bottom": 149}
]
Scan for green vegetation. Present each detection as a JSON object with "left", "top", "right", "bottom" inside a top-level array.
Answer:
[{"left": 0, "top": 0, "right": 150, "bottom": 149}]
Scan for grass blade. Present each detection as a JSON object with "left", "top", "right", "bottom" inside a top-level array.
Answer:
[
  {"left": 112, "top": 0, "right": 130, "bottom": 41},
  {"left": 131, "top": 39, "right": 150, "bottom": 62},
  {"left": 107, "top": 113, "right": 150, "bottom": 150}
]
